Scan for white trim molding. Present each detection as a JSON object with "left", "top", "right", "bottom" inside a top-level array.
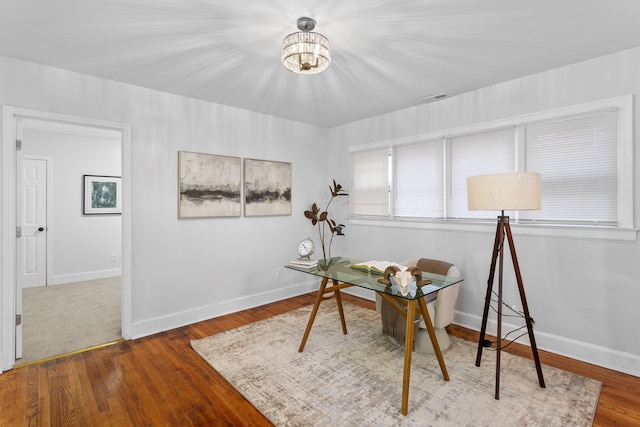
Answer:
[
  {"left": 130, "top": 280, "right": 319, "bottom": 339},
  {"left": 349, "top": 218, "right": 638, "bottom": 242}
]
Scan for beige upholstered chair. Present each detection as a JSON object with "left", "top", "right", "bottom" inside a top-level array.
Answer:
[{"left": 375, "top": 258, "right": 461, "bottom": 353}]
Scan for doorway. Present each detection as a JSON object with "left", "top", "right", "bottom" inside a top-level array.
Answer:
[
  {"left": 19, "top": 120, "right": 122, "bottom": 363},
  {"left": 1, "top": 106, "right": 132, "bottom": 372}
]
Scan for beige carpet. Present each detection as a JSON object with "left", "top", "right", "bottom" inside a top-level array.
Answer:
[
  {"left": 20, "top": 277, "right": 121, "bottom": 364},
  {"left": 192, "top": 302, "right": 601, "bottom": 427}
]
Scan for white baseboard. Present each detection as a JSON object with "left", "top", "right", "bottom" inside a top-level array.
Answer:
[
  {"left": 455, "top": 310, "right": 640, "bottom": 378},
  {"left": 50, "top": 269, "right": 121, "bottom": 286},
  {"left": 130, "top": 279, "right": 319, "bottom": 339},
  {"left": 126, "top": 278, "right": 640, "bottom": 378}
]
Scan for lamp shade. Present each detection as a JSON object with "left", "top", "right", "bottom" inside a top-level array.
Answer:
[{"left": 467, "top": 172, "right": 540, "bottom": 211}]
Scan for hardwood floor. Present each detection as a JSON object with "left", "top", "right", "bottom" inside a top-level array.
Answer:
[{"left": 1, "top": 292, "right": 638, "bottom": 426}]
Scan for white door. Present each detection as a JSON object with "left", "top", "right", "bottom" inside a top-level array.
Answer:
[
  {"left": 16, "top": 152, "right": 49, "bottom": 360},
  {"left": 19, "top": 157, "right": 48, "bottom": 288}
]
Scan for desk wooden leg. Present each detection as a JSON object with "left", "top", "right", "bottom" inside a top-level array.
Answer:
[
  {"left": 332, "top": 279, "right": 348, "bottom": 335},
  {"left": 298, "top": 277, "right": 328, "bottom": 352},
  {"left": 401, "top": 300, "right": 416, "bottom": 416},
  {"left": 418, "top": 297, "right": 450, "bottom": 381}
]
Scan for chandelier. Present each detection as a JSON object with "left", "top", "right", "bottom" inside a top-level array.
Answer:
[{"left": 281, "top": 17, "right": 331, "bottom": 74}]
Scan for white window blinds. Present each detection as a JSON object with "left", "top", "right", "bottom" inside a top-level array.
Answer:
[
  {"left": 520, "top": 110, "right": 618, "bottom": 225},
  {"left": 394, "top": 139, "right": 444, "bottom": 218},
  {"left": 446, "top": 128, "right": 515, "bottom": 219},
  {"left": 349, "top": 148, "right": 390, "bottom": 217}
]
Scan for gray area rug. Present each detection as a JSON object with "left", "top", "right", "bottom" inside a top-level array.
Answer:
[
  {"left": 21, "top": 277, "right": 121, "bottom": 364},
  {"left": 192, "top": 302, "right": 601, "bottom": 426}
]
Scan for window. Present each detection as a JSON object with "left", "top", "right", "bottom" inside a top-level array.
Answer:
[
  {"left": 348, "top": 148, "right": 389, "bottom": 217},
  {"left": 446, "top": 128, "right": 515, "bottom": 219},
  {"left": 349, "top": 96, "right": 633, "bottom": 235},
  {"left": 394, "top": 139, "right": 443, "bottom": 218},
  {"left": 519, "top": 111, "right": 618, "bottom": 225}
]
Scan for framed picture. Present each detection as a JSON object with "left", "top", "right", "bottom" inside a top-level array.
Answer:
[
  {"left": 178, "top": 151, "right": 242, "bottom": 218},
  {"left": 244, "top": 158, "right": 291, "bottom": 216},
  {"left": 83, "top": 175, "right": 122, "bottom": 215}
]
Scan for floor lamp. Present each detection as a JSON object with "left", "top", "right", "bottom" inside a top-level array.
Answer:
[{"left": 467, "top": 172, "right": 545, "bottom": 399}]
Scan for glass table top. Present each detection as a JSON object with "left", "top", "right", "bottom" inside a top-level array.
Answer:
[{"left": 285, "top": 257, "right": 463, "bottom": 301}]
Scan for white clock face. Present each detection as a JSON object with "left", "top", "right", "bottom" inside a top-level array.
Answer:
[{"left": 297, "top": 239, "right": 314, "bottom": 258}]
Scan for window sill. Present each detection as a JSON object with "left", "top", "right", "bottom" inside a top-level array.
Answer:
[{"left": 348, "top": 218, "right": 638, "bottom": 242}]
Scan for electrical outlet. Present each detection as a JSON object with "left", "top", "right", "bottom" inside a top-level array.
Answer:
[
  {"left": 275, "top": 268, "right": 282, "bottom": 279},
  {"left": 111, "top": 254, "right": 117, "bottom": 262}
]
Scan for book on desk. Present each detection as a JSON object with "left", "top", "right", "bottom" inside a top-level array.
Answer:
[
  {"left": 289, "top": 258, "right": 318, "bottom": 269},
  {"left": 350, "top": 260, "right": 407, "bottom": 275}
]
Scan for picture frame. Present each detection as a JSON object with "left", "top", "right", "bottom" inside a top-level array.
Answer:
[
  {"left": 178, "top": 151, "right": 242, "bottom": 218},
  {"left": 83, "top": 175, "right": 122, "bottom": 215},
  {"left": 244, "top": 158, "right": 291, "bottom": 216}
]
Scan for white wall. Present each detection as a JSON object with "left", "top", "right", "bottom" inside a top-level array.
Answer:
[
  {"left": 23, "top": 129, "right": 122, "bottom": 284},
  {"left": 0, "top": 54, "right": 329, "bottom": 356},
  {"left": 328, "top": 47, "right": 640, "bottom": 376}
]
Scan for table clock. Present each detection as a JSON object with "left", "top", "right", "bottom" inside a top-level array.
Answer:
[{"left": 297, "top": 237, "right": 315, "bottom": 259}]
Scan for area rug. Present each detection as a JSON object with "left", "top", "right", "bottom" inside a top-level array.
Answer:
[{"left": 191, "top": 302, "right": 601, "bottom": 426}]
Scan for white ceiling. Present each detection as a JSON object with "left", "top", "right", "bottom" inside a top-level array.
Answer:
[{"left": 1, "top": 0, "right": 640, "bottom": 128}]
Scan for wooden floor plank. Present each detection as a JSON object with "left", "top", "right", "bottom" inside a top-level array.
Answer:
[
  {"left": 24, "top": 366, "right": 40, "bottom": 426},
  {"left": 46, "top": 362, "right": 76, "bottom": 426},
  {"left": 0, "top": 292, "right": 637, "bottom": 426},
  {"left": 35, "top": 363, "right": 51, "bottom": 427},
  {"left": 0, "top": 369, "right": 24, "bottom": 426},
  {"left": 70, "top": 354, "right": 109, "bottom": 427},
  {"left": 127, "top": 337, "right": 195, "bottom": 426}
]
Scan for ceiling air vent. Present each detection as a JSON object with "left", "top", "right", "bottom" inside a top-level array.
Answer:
[{"left": 419, "top": 93, "right": 448, "bottom": 103}]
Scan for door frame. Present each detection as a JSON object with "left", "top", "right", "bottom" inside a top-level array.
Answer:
[{"left": 1, "top": 106, "right": 132, "bottom": 372}]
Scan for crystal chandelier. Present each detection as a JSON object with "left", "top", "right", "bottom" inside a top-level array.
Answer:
[{"left": 281, "top": 17, "right": 331, "bottom": 74}]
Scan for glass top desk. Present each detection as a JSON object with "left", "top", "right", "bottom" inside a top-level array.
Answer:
[{"left": 285, "top": 257, "right": 463, "bottom": 415}]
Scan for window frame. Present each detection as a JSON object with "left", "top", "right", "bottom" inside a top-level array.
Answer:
[{"left": 348, "top": 95, "right": 636, "bottom": 242}]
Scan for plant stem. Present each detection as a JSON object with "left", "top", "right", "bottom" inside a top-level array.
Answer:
[
  {"left": 320, "top": 194, "right": 335, "bottom": 260},
  {"left": 319, "top": 222, "right": 326, "bottom": 260}
]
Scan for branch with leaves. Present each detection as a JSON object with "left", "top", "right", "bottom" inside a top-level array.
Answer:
[{"left": 304, "top": 180, "right": 348, "bottom": 260}]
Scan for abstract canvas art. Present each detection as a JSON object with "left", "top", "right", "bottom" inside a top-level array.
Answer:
[
  {"left": 243, "top": 158, "right": 291, "bottom": 216},
  {"left": 83, "top": 175, "right": 121, "bottom": 215},
  {"left": 178, "top": 151, "right": 241, "bottom": 218}
]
